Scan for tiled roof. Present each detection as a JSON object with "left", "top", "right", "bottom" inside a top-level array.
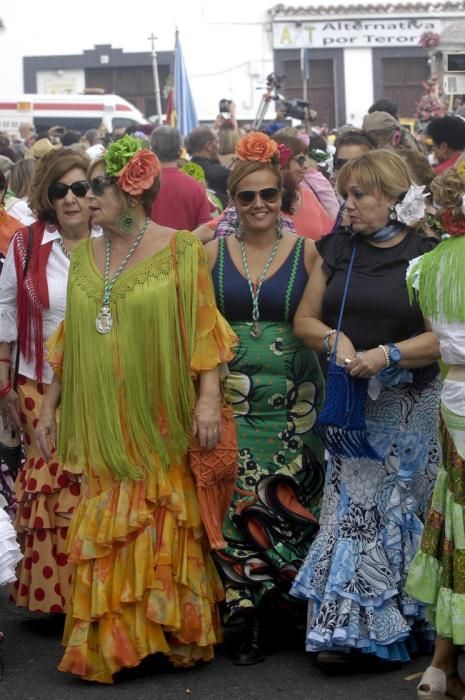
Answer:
[{"left": 269, "top": 2, "right": 465, "bottom": 15}]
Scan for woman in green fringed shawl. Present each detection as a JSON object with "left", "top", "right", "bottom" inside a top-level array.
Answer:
[
  {"left": 405, "top": 160, "right": 465, "bottom": 700},
  {"left": 35, "top": 135, "right": 237, "bottom": 684}
]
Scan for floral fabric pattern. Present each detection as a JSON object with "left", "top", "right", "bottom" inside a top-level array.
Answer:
[
  {"left": 406, "top": 408, "right": 465, "bottom": 644},
  {"left": 214, "top": 323, "right": 325, "bottom": 619},
  {"left": 291, "top": 378, "right": 441, "bottom": 660}
]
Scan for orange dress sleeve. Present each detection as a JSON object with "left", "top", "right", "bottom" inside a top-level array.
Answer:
[
  {"left": 190, "top": 244, "right": 237, "bottom": 372},
  {"left": 46, "top": 321, "right": 65, "bottom": 381}
]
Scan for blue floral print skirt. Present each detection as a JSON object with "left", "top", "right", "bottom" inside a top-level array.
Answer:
[
  {"left": 214, "top": 322, "right": 325, "bottom": 620},
  {"left": 291, "top": 377, "right": 441, "bottom": 660}
]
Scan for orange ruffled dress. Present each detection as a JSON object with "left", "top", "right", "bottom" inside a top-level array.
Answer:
[{"left": 49, "top": 232, "right": 236, "bottom": 683}]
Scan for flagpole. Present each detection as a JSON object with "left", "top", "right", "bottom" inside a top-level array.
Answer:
[{"left": 148, "top": 33, "right": 163, "bottom": 124}]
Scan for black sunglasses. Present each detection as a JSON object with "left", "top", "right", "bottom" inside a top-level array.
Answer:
[
  {"left": 235, "top": 187, "right": 281, "bottom": 206},
  {"left": 333, "top": 157, "right": 349, "bottom": 171},
  {"left": 89, "top": 176, "right": 115, "bottom": 196},
  {"left": 293, "top": 155, "right": 307, "bottom": 167},
  {"left": 48, "top": 180, "right": 89, "bottom": 200}
]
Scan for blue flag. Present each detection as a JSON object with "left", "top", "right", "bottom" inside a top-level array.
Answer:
[{"left": 175, "top": 30, "right": 198, "bottom": 136}]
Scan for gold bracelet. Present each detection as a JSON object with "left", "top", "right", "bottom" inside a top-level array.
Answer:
[{"left": 378, "top": 344, "right": 390, "bottom": 368}]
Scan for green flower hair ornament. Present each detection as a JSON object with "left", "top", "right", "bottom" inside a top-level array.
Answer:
[
  {"left": 181, "top": 161, "right": 206, "bottom": 184},
  {"left": 309, "top": 148, "right": 330, "bottom": 163},
  {"left": 104, "top": 134, "right": 145, "bottom": 177}
]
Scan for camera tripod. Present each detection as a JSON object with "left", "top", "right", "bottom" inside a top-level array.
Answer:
[{"left": 252, "top": 73, "right": 284, "bottom": 130}]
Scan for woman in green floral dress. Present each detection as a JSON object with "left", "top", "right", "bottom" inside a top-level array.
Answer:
[{"left": 205, "top": 132, "right": 325, "bottom": 665}]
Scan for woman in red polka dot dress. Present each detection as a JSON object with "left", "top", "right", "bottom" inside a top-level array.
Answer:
[{"left": 0, "top": 149, "right": 101, "bottom": 613}]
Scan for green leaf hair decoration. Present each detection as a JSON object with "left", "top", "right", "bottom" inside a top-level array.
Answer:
[
  {"left": 181, "top": 161, "right": 206, "bottom": 184},
  {"left": 104, "top": 135, "right": 144, "bottom": 177}
]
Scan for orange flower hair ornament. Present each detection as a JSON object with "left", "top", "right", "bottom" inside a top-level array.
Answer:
[
  {"left": 235, "top": 132, "right": 279, "bottom": 164},
  {"left": 104, "top": 134, "right": 161, "bottom": 196}
]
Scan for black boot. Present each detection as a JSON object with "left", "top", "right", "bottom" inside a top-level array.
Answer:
[{"left": 233, "top": 614, "right": 266, "bottom": 666}]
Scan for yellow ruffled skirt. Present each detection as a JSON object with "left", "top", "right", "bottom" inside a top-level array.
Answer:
[{"left": 59, "top": 454, "right": 224, "bottom": 684}]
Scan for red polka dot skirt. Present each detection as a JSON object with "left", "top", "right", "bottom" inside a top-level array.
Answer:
[{"left": 11, "top": 376, "right": 81, "bottom": 613}]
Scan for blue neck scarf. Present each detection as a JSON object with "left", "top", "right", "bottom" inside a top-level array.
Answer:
[{"left": 368, "top": 222, "right": 402, "bottom": 242}]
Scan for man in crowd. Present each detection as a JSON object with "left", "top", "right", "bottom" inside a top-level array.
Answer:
[
  {"left": 186, "top": 126, "right": 230, "bottom": 207},
  {"left": 428, "top": 115, "right": 465, "bottom": 174},
  {"left": 362, "top": 111, "right": 403, "bottom": 150},
  {"left": 368, "top": 97, "right": 419, "bottom": 150},
  {"left": 150, "top": 125, "right": 212, "bottom": 230}
]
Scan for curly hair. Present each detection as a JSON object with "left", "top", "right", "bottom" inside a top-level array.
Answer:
[
  {"left": 431, "top": 160, "right": 465, "bottom": 221},
  {"left": 29, "top": 148, "right": 89, "bottom": 224}
]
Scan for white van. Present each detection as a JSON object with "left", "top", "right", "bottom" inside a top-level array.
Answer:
[{"left": 0, "top": 93, "right": 148, "bottom": 136}]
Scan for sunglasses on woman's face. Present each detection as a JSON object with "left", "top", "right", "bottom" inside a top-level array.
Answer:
[
  {"left": 88, "top": 176, "right": 115, "bottom": 197},
  {"left": 235, "top": 187, "right": 281, "bottom": 206},
  {"left": 293, "top": 155, "right": 307, "bottom": 167},
  {"left": 48, "top": 180, "right": 89, "bottom": 200}
]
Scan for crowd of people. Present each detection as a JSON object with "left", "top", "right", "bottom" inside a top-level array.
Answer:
[{"left": 0, "top": 96, "right": 464, "bottom": 699}]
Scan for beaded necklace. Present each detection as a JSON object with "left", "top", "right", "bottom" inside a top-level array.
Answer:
[
  {"left": 239, "top": 226, "right": 283, "bottom": 338},
  {"left": 95, "top": 217, "right": 149, "bottom": 335},
  {"left": 57, "top": 236, "right": 71, "bottom": 260}
]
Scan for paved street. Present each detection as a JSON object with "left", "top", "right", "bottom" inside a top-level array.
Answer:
[{"left": 0, "top": 589, "right": 425, "bottom": 700}]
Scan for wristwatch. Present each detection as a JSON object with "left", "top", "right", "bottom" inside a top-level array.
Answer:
[{"left": 386, "top": 342, "right": 402, "bottom": 367}]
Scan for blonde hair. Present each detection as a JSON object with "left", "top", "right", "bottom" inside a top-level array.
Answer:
[
  {"left": 337, "top": 148, "right": 412, "bottom": 200},
  {"left": 431, "top": 160, "right": 465, "bottom": 221},
  {"left": 218, "top": 127, "right": 240, "bottom": 155}
]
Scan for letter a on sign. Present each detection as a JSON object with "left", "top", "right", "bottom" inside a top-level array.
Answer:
[{"left": 280, "top": 26, "right": 292, "bottom": 45}]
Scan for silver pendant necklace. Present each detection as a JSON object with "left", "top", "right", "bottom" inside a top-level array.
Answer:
[
  {"left": 239, "top": 225, "right": 283, "bottom": 339},
  {"left": 96, "top": 217, "right": 150, "bottom": 335}
]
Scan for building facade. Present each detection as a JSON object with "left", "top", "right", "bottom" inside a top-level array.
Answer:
[
  {"left": 16, "top": 2, "right": 465, "bottom": 129},
  {"left": 270, "top": 2, "right": 465, "bottom": 127}
]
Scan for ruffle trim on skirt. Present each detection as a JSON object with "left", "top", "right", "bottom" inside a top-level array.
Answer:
[
  {"left": 290, "top": 524, "right": 421, "bottom": 660},
  {"left": 406, "top": 552, "right": 465, "bottom": 645},
  {"left": 59, "top": 463, "right": 224, "bottom": 684},
  {"left": 0, "top": 508, "right": 22, "bottom": 586}
]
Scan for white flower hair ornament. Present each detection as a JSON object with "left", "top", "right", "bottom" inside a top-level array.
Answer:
[
  {"left": 394, "top": 185, "right": 427, "bottom": 226},
  {"left": 461, "top": 193, "right": 465, "bottom": 216}
]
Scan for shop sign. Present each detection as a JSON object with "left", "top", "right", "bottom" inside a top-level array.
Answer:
[{"left": 273, "top": 18, "right": 443, "bottom": 49}]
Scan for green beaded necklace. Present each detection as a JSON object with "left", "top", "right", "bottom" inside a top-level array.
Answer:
[
  {"left": 239, "top": 224, "right": 283, "bottom": 338},
  {"left": 95, "top": 217, "right": 150, "bottom": 335}
]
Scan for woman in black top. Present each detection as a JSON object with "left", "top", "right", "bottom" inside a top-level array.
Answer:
[{"left": 290, "top": 150, "right": 441, "bottom": 667}]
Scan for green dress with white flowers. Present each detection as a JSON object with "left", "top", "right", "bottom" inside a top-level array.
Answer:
[{"left": 212, "top": 236, "right": 325, "bottom": 619}]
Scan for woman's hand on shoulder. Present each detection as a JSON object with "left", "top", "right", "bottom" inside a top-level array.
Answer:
[{"left": 193, "top": 223, "right": 215, "bottom": 244}]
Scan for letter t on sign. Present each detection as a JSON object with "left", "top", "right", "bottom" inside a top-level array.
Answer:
[{"left": 305, "top": 25, "right": 316, "bottom": 44}]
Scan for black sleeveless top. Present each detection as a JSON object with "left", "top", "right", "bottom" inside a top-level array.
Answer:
[{"left": 212, "top": 237, "right": 308, "bottom": 322}]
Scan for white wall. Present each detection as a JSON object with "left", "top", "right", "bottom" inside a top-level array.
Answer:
[{"left": 343, "top": 49, "right": 374, "bottom": 127}]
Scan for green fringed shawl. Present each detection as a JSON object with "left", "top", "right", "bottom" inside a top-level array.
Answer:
[
  {"left": 407, "top": 235, "right": 465, "bottom": 323},
  {"left": 58, "top": 231, "right": 200, "bottom": 480}
]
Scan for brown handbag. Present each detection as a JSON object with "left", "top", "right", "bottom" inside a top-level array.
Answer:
[{"left": 170, "top": 234, "right": 238, "bottom": 550}]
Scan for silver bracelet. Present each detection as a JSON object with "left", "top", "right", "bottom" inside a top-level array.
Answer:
[{"left": 323, "top": 329, "right": 337, "bottom": 356}]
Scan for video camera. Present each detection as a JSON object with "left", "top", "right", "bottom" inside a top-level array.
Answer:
[{"left": 264, "top": 73, "right": 311, "bottom": 120}]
